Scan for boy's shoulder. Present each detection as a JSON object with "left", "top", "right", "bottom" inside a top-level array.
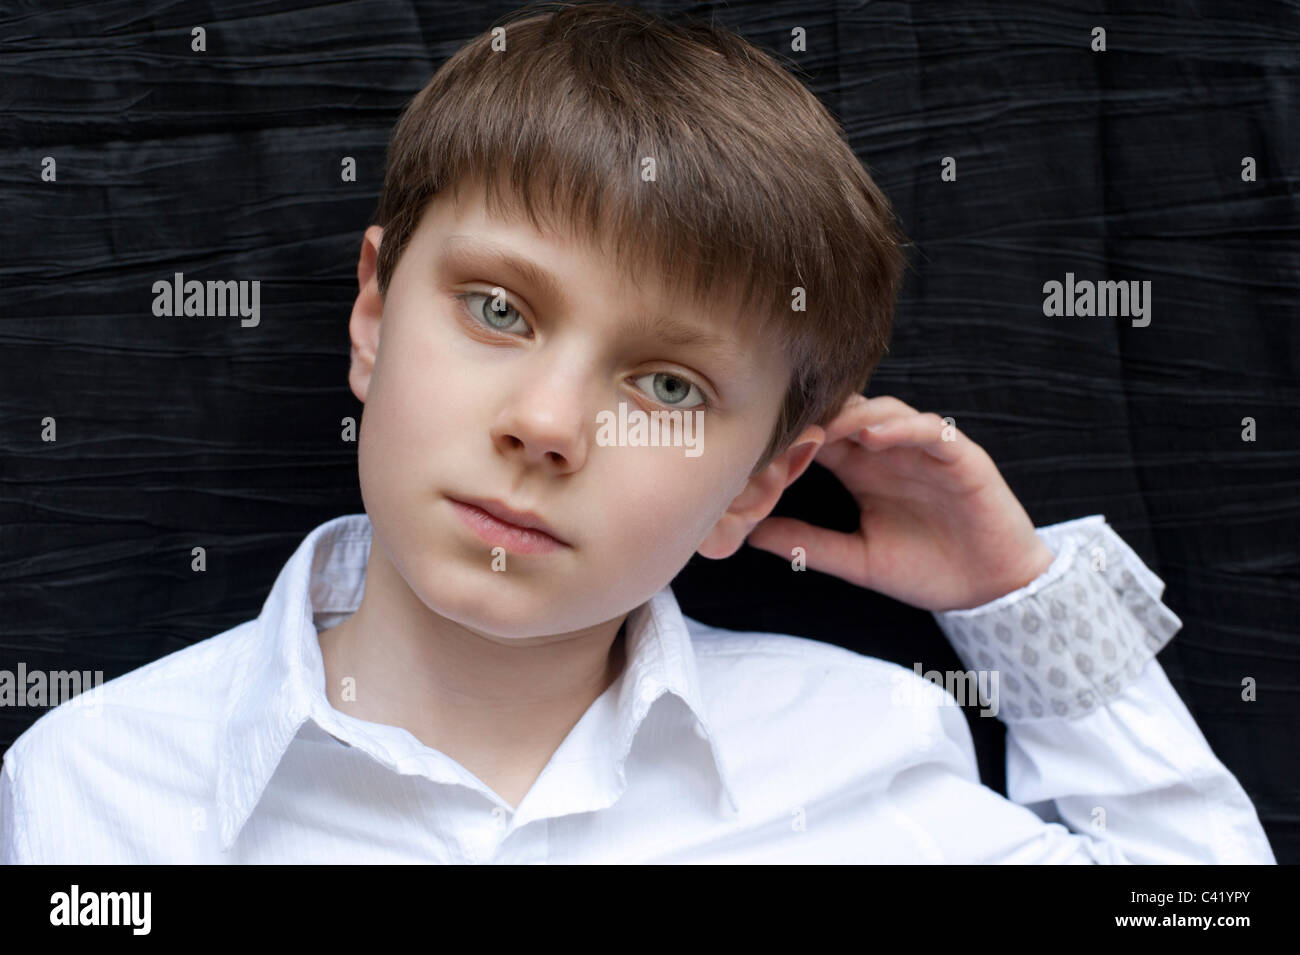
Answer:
[
  {"left": 685, "top": 615, "right": 921, "bottom": 688},
  {"left": 3, "top": 619, "right": 256, "bottom": 788},
  {"left": 1, "top": 621, "right": 260, "bottom": 862},
  {"left": 679, "top": 617, "right": 978, "bottom": 803},
  {"left": 683, "top": 617, "right": 968, "bottom": 743}
]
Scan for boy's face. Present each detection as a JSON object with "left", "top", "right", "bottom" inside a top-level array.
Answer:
[{"left": 346, "top": 178, "right": 823, "bottom": 640}]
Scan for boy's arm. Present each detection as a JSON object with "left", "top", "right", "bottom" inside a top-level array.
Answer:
[
  {"left": 925, "top": 514, "right": 1275, "bottom": 863},
  {"left": 745, "top": 394, "right": 1273, "bottom": 862}
]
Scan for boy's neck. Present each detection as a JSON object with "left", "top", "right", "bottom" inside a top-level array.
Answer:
[{"left": 316, "top": 541, "right": 630, "bottom": 808}]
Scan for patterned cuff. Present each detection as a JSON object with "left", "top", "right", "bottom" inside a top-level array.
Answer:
[{"left": 932, "top": 515, "right": 1183, "bottom": 722}]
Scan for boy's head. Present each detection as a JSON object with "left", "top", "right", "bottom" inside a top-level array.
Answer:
[{"left": 345, "top": 1, "right": 906, "bottom": 638}]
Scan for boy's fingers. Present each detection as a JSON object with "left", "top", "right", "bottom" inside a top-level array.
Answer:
[
  {"left": 745, "top": 516, "right": 869, "bottom": 583},
  {"left": 821, "top": 394, "right": 919, "bottom": 447},
  {"left": 860, "top": 412, "right": 965, "bottom": 464},
  {"left": 813, "top": 432, "right": 864, "bottom": 470},
  {"left": 811, "top": 410, "right": 925, "bottom": 475}
]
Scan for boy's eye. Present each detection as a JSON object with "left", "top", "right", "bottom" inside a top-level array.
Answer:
[
  {"left": 458, "top": 290, "right": 529, "bottom": 335},
  {"left": 457, "top": 291, "right": 707, "bottom": 411},
  {"left": 632, "top": 372, "right": 706, "bottom": 410}
]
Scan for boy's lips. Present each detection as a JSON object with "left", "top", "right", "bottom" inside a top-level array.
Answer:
[{"left": 445, "top": 494, "right": 571, "bottom": 547}]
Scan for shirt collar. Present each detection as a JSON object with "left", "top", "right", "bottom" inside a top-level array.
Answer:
[{"left": 216, "top": 513, "right": 740, "bottom": 851}]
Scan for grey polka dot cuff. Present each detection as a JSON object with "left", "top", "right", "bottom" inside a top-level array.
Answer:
[{"left": 932, "top": 515, "right": 1183, "bottom": 723}]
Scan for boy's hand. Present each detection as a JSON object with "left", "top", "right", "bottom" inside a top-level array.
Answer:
[{"left": 746, "top": 394, "right": 1055, "bottom": 613}]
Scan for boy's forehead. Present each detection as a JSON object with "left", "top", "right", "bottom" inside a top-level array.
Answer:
[{"left": 428, "top": 177, "right": 694, "bottom": 302}]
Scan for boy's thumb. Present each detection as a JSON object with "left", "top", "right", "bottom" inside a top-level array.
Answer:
[
  {"left": 746, "top": 516, "right": 865, "bottom": 582},
  {"left": 746, "top": 516, "right": 812, "bottom": 556}
]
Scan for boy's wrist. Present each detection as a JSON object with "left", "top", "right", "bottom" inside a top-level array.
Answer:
[{"left": 959, "top": 537, "right": 1055, "bottom": 611}]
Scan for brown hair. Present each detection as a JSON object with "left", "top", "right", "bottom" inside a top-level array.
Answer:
[{"left": 373, "top": 1, "right": 909, "bottom": 475}]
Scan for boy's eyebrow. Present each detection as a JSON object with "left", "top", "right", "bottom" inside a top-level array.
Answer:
[
  {"left": 443, "top": 234, "right": 566, "bottom": 306},
  {"left": 440, "top": 233, "right": 746, "bottom": 378}
]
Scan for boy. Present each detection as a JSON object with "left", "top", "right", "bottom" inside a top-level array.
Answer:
[{"left": 0, "top": 2, "right": 1275, "bottom": 863}]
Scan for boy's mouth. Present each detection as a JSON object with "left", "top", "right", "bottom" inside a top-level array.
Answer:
[{"left": 445, "top": 495, "right": 572, "bottom": 552}]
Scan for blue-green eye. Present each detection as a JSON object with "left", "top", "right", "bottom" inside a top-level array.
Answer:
[
  {"left": 457, "top": 290, "right": 529, "bottom": 335},
  {"left": 633, "top": 372, "right": 706, "bottom": 410},
  {"left": 454, "top": 293, "right": 708, "bottom": 411}
]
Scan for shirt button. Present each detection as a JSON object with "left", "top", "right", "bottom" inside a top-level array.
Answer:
[
  {"left": 639, "top": 683, "right": 661, "bottom": 706},
  {"left": 491, "top": 807, "right": 509, "bottom": 827}
]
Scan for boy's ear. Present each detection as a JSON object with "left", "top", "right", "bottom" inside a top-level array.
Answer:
[
  {"left": 696, "top": 423, "right": 825, "bottom": 560},
  {"left": 347, "top": 225, "right": 384, "bottom": 404}
]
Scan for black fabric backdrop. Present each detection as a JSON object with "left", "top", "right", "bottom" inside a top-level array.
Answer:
[{"left": 1, "top": 0, "right": 1296, "bottom": 862}]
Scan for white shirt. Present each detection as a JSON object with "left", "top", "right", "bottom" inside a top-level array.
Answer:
[{"left": 0, "top": 512, "right": 1275, "bottom": 863}]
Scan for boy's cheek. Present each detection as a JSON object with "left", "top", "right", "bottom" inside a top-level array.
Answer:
[{"left": 600, "top": 457, "right": 731, "bottom": 562}]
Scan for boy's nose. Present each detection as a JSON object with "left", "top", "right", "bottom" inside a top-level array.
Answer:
[{"left": 490, "top": 395, "right": 588, "bottom": 473}]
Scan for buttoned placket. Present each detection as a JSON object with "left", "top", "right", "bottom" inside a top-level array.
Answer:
[
  {"left": 467, "top": 804, "right": 511, "bottom": 864},
  {"left": 320, "top": 720, "right": 513, "bottom": 863}
]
